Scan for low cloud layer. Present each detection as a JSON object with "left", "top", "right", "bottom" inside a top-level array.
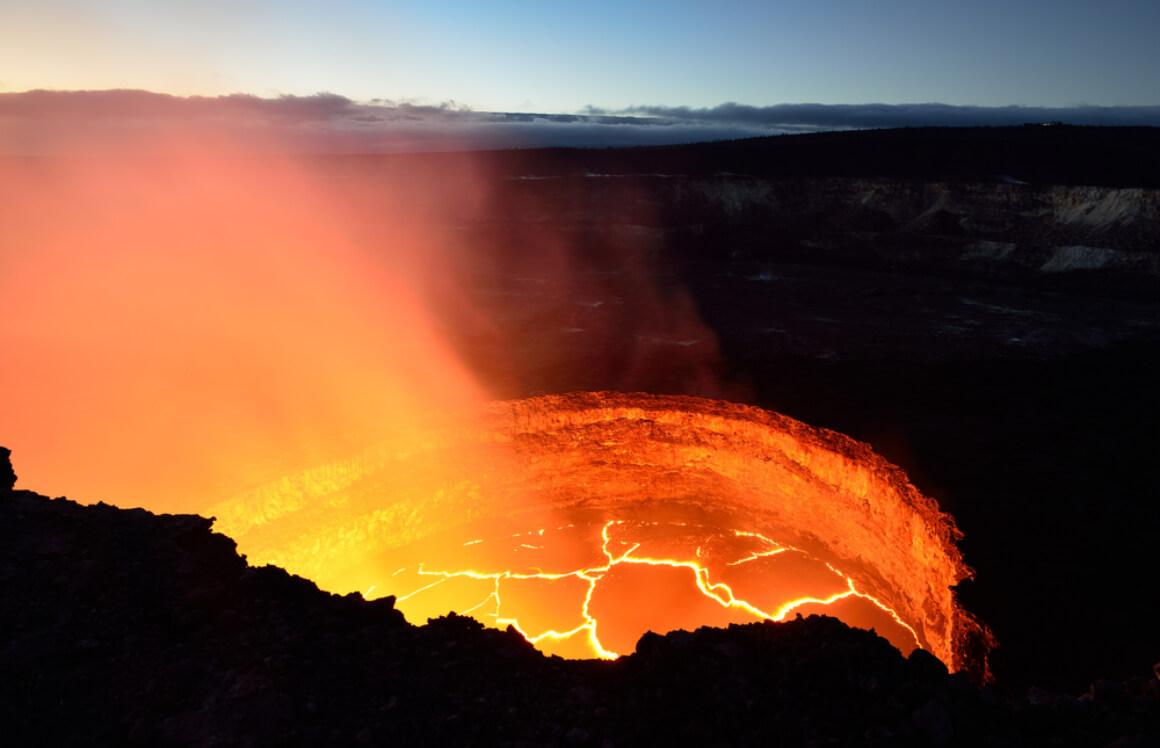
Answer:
[
  {"left": 597, "top": 102, "right": 1160, "bottom": 130},
  {"left": 2, "top": 90, "right": 1158, "bottom": 154}
]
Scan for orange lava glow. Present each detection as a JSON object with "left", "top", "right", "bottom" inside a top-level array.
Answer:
[
  {"left": 388, "top": 520, "right": 922, "bottom": 661},
  {"left": 2, "top": 140, "right": 991, "bottom": 681},
  {"left": 209, "top": 392, "right": 994, "bottom": 680}
]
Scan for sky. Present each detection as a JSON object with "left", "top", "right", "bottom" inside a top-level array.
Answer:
[
  {"left": 2, "top": 0, "right": 1159, "bottom": 151},
  {"left": 1, "top": 0, "right": 1158, "bottom": 507}
]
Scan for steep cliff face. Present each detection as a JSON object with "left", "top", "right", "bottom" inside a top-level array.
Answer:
[
  {"left": 655, "top": 177, "right": 1160, "bottom": 288},
  {"left": 472, "top": 170, "right": 1160, "bottom": 294}
]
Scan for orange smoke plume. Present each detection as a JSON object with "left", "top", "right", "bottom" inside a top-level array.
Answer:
[{"left": 0, "top": 142, "right": 485, "bottom": 512}]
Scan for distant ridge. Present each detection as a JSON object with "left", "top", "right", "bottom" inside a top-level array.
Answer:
[{"left": 484, "top": 126, "right": 1160, "bottom": 188}]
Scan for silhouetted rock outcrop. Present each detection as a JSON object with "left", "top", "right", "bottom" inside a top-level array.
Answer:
[
  {"left": 1, "top": 461, "right": 1157, "bottom": 746},
  {"left": 1, "top": 446, "right": 14, "bottom": 492}
]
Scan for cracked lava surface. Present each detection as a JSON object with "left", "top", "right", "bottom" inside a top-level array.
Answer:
[
  {"left": 210, "top": 391, "right": 992, "bottom": 678},
  {"left": 385, "top": 519, "right": 921, "bottom": 661}
]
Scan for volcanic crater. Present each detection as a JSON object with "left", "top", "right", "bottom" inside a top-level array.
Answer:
[{"left": 209, "top": 392, "right": 993, "bottom": 680}]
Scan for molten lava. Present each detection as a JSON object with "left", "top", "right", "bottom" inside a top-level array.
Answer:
[
  {"left": 385, "top": 519, "right": 922, "bottom": 662},
  {"left": 211, "top": 392, "right": 993, "bottom": 679}
]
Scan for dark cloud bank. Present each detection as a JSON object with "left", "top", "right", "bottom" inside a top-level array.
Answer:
[{"left": 1, "top": 89, "right": 1158, "bottom": 154}]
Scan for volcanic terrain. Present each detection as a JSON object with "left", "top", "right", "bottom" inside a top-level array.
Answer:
[{"left": 2, "top": 126, "right": 1159, "bottom": 745}]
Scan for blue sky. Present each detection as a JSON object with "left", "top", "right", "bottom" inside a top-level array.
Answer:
[{"left": 2, "top": 0, "right": 1159, "bottom": 150}]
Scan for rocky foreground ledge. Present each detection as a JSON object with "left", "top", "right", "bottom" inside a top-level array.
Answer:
[{"left": 1, "top": 475, "right": 1158, "bottom": 746}]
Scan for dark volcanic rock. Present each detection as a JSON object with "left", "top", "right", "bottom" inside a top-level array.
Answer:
[
  {"left": 1, "top": 446, "right": 14, "bottom": 492},
  {"left": 1, "top": 483, "right": 1157, "bottom": 747}
]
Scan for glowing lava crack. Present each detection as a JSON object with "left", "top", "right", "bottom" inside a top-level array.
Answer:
[
  {"left": 390, "top": 520, "right": 923, "bottom": 663},
  {"left": 209, "top": 392, "right": 994, "bottom": 680}
]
